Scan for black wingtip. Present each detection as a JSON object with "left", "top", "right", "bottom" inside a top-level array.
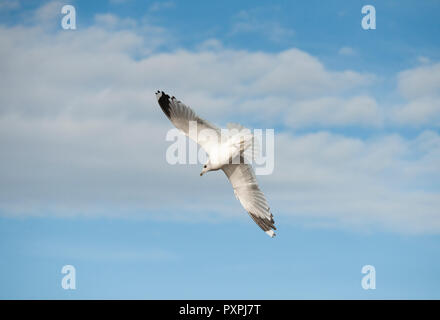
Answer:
[{"left": 156, "top": 91, "right": 172, "bottom": 119}]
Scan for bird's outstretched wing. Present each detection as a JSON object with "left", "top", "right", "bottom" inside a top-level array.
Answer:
[
  {"left": 156, "top": 91, "right": 220, "bottom": 155},
  {"left": 222, "top": 163, "right": 277, "bottom": 237}
]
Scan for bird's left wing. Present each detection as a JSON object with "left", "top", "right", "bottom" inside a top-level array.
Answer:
[
  {"left": 156, "top": 91, "right": 220, "bottom": 155},
  {"left": 222, "top": 163, "right": 277, "bottom": 237}
]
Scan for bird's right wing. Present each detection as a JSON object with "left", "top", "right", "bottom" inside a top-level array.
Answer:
[
  {"left": 156, "top": 91, "right": 220, "bottom": 155},
  {"left": 222, "top": 163, "right": 277, "bottom": 237}
]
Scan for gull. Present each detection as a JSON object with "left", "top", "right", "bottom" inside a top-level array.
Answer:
[{"left": 155, "top": 91, "right": 276, "bottom": 237}]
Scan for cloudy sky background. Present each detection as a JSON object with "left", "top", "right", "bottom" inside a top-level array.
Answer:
[{"left": 0, "top": 0, "right": 439, "bottom": 298}]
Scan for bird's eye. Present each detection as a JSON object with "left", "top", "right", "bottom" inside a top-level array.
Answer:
[{"left": 204, "top": 165, "right": 207, "bottom": 168}]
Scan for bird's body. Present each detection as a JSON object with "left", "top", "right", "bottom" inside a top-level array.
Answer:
[
  {"left": 205, "top": 144, "right": 232, "bottom": 169},
  {"left": 155, "top": 91, "right": 277, "bottom": 237}
]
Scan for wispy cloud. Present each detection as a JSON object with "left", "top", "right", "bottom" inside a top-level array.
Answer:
[
  {"left": 148, "top": 1, "right": 175, "bottom": 12},
  {"left": 418, "top": 56, "right": 431, "bottom": 64},
  {"left": 0, "top": 0, "right": 20, "bottom": 11},
  {"left": 392, "top": 63, "right": 440, "bottom": 126},
  {"left": 231, "top": 8, "right": 294, "bottom": 43},
  {"left": 286, "top": 95, "right": 382, "bottom": 128},
  {"left": 338, "top": 46, "right": 356, "bottom": 56}
]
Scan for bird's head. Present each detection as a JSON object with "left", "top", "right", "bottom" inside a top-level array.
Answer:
[{"left": 200, "top": 163, "right": 210, "bottom": 176}]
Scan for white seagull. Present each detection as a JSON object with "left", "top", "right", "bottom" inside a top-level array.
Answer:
[{"left": 155, "top": 91, "right": 277, "bottom": 237}]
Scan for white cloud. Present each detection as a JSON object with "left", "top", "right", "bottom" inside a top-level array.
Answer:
[
  {"left": 0, "top": 5, "right": 439, "bottom": 234},
  {"left": 138, "top": 48, "right": 373, "bottom": 103},
  {"left": 0, "top": 0, "right": 20, "bottom": 11},
  {"left": 148, "top": 1, "right": 175, "bottom": 12},
  {"left": 231, "top": 8, "right": 294, "bottom": 43},
  {"left": 392, "top": 63, "right": 440, "bottom": 126},
  {"left": 338, "top": 46, "right": 356, "bottom": 56},
  {"left": 392, "top": 96, "right": 440, "bottom": 126},
  {"left": 397, "top": 63, "right": 440, "bottom": 100},
  {"left": 272, "top": 131, "right": 440, "bottom": 233},
  {"left": 1, "top": 112, "right": 439, "bottom": 233},
  {"left": 94, "top": 13, "right": 137, "bottom": 29},
  {"left": 29, "top": 0, "right": 64, "bottom": 28},
  {"left": 417, "top": 56, "right": 431, "bottom": 64},
  {"left": 286, "top": 95, "right": 382, "bottom": 128},
  {"left": 196, "top": 38, "right": 223, "bottom": 51}
]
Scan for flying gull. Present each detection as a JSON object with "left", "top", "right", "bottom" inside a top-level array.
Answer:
[{"left": 155, "top": 91, "right": 277, "bottom": 237}]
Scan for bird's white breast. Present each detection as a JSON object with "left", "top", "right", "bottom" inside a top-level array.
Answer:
[{"left": 208, "top": 143, "right": 233, "bottom": 169}]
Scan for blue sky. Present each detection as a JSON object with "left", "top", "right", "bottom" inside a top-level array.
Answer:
[{"left": 0, "top": 0, "right": 439, "bottom": 299}]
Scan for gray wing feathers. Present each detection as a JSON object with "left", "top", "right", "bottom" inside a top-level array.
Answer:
[
  {"left": 156, "top": 91, "right": 219, "bottom": 153},
  {"left": 223, "top": 164, "right": 276, "bottom": 235}
]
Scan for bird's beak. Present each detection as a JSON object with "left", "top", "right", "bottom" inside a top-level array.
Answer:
[{"left": 200, "top": 172, "right": 204, "bottom": 176}]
